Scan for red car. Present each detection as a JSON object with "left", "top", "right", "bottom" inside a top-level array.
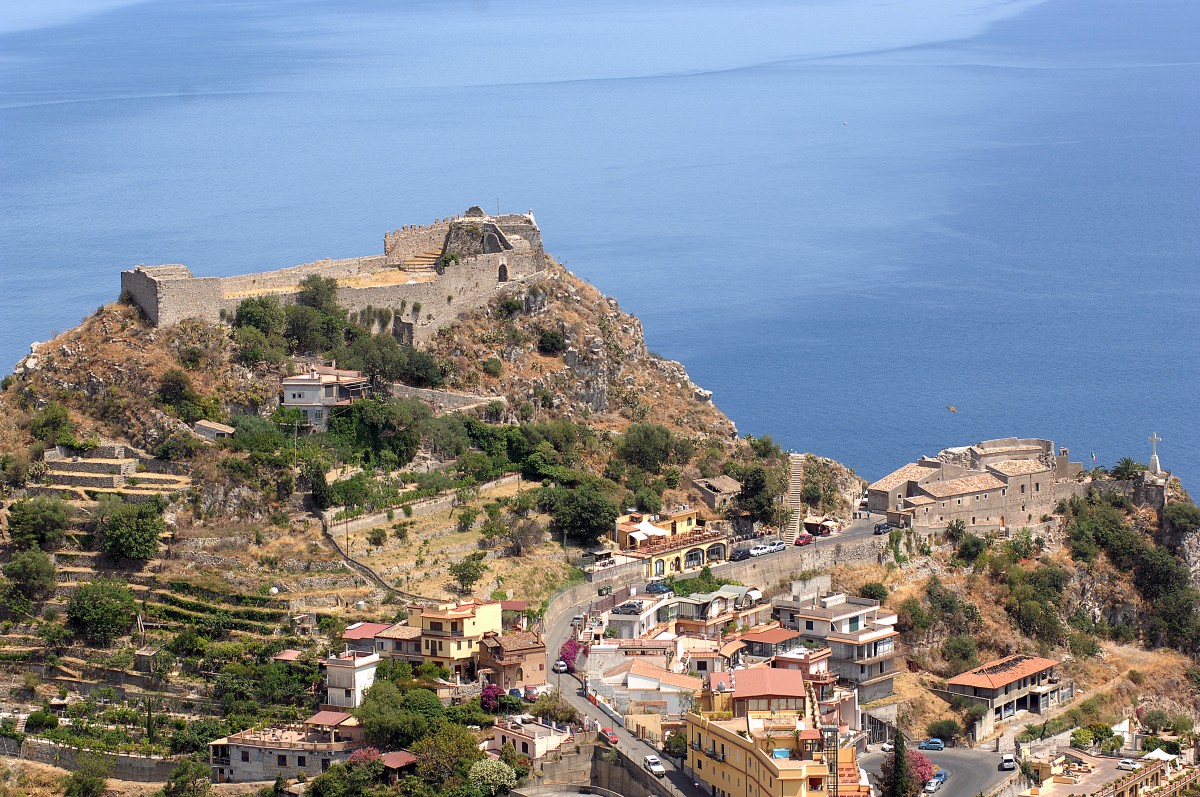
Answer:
[
  {"left": 602, "top": 728, "right": 619, "bottom": 745},
  {"left": 795, "top": 534, "right": 814, "bottom": 546}
]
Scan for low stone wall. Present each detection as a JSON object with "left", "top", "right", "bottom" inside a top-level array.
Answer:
[
  {"left": 321, "top": 474, "right": 522, "bottom": 536},
  {"left": 18, "top": 737, "right": 178, "bottom": 782},
  {"left": 530, "top": 744, "right": 595, "bottom": 785},
  {"left": 592, "top": 747, "right": 677, "bottom": 797},
  {"left": 136, "top": 457, "right": 191, "bottom": 476},
  {"left": 389, "top": 383, "right": 502, "bottom": 414},
  {"left": 49, "top": 459, "right": 128, "bottom": 475},
  {"left": 711, "top": 536, "right": 890, "bottom": 591}
]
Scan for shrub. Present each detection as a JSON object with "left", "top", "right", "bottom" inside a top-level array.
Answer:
[
  {"left": 24, "top": 709, "right": 58, "bottom": 733},
  {"left": 537, "top": 329, "right": 566, "bottom": 355},
  {"left": 100, "top": 501, "right": 166, "bottom": 561},
  {"left": 957, "top": 533, "right": 986, "bottom": 562},
  {"left": 482, "top": 358, "right": 503, "bottom": 377},
  {"left": 926, "top": 718, "right": 963, "bottom": 743},
  {"left": 3, "top": 548, "right": 56, "bottom": 600},
  {"left": 860, "top": 582, "right": 888, "bottom": 602}
]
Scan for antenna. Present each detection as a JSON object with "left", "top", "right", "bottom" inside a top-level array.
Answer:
[{"left": 496, "top": 197, "right": 501, "bottom": 215}]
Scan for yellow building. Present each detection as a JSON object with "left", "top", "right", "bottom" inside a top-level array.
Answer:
[
  {"left": 416, "top": 599, "right": 503, "bottom": 679},
  {"left": 685, "top": 708, "right": 869, "bottom": 797},
  {"left": 614, "top": 508, "right": 732, "bottom": 578}
]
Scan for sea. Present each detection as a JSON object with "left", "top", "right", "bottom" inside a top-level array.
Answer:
[{"left": 1, "top": 0, "right": 1197, "bottom": 488}]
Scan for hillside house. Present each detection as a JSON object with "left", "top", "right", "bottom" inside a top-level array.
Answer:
[
  {"left": 478, "top": 631, "right": 547, "bottom": 692},
  {"left": 416, "top": 599, "right": 503, "bottom": 680},
  {"left": 281, "top": 365, "right": 369, "bottom": 432},
  {"left": 209, "top": 711, "right": 365, "bottom": 783},
  {"left": 342, "top": 622, "right": 394, "bottom": 654},
  {"left": 693, "top": 475, "right": 742, "bottom": 510},
  {"left": 373, "top": 623, "right": 423, "bottom": 664},
  {"left": 488, "top": 718, "right": 573, "bottom": 760},
  {"left": 944, "top": 654, "right": 1073, "bottom": 731},
  {"left": 595, "top": 660, "right": 702, "bottom": 721},
  {"left": 656, "top": 584, "right": 769, "bottom": 638},
  {"left": 774, "top": 591, "right": 899, "bottom": 702},
  {"left": 323, "top": 651, "right": 378, "bottom": 709}
]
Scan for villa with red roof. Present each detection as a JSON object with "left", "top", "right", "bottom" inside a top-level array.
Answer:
[{"left": 942, "top": 653, "right": 1073, "bottom": 736}]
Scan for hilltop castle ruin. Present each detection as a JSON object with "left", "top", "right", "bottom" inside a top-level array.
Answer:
[{"left": 121, "top": 206, "right": 548, "bottom": 344}]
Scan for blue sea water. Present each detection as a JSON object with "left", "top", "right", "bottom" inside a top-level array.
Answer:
[{"left": 1, "top": 0, "right": 1197, "bottom": 487}]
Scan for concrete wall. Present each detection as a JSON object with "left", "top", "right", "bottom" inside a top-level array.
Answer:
[
  {"left": 388, "top": 384, "right": 501, "bottom": 414},
  {"left": 591, "top": 747, "right": 676, "bottom": 797},
  {"left": 321, "top": 473, "right": 522, "bottom": 536}
]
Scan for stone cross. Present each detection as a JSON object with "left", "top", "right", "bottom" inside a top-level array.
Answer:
[{"left": 1148, "top": 432, "right": 1163, "bottom": 474}]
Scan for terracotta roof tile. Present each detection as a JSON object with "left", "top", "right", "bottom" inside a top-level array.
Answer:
[
  {"left": 919, "top": 473, "right": 1006, "bottom": 499},
  {"left": 870, "top": 463, "right": 940, "bottom": 492},
  {"left": 945, "top": 654, "right": 1060, "bottom": 689}
]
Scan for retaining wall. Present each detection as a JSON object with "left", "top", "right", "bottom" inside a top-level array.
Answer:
[
  {"left": 321, "top": 473, "right": 522, "bottom": 537},
  {"left": 18, "top": 737, "right": 178, "bottom": 782},
  {"left": 389, "top": 383, "right": 503, "bottom": 414}
]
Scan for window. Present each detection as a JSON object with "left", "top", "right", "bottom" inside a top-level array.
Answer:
[
  {"left": 322, "top": 759, "right": 330, "bottom": 772},
  {"left": 277, "top": 755, "right": 288, "bottom": 767},
  {"left": 697, "top": 661, "right": 708, "bottom": 671},
  {"left": 1021, "top": 484, "right": 1026, "bottom": 494},
  {"left": 957, "top": 498, "right": 962, "bottom": 505},
  {"left": 241, "top": 751, "right": 250, "bottom": 763},
  {"left": 1002, "top": 488, "right": 1007, "bottom": 496},
  {"left": 539, "top": 663, "right": 544, "bottom": 670},
  {"left": 297, "top": 756, "right": 307, "bottom": 767},
  {"left": 522, "top": 742, "right": 529, "bottom": 754},
  {"left": 315, "top": 410, "right": 323, "bottom": 419},
  {"left": 1035, "top": 482, "right": 1040, "bottom": 492},
  {"left": 345, "top": 688, "right": 352, "bottom": 698},
  {"left": 805, "top": 620, "right": 814, "bottom": 631},
  {"left": 430, "top": 621, "right": 443, "bottom": 632}
]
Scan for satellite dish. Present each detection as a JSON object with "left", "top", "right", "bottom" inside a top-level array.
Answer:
[{"left": 716, "top": 681, "right": 727, "bottom": 692}]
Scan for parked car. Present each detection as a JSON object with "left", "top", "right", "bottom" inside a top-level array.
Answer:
[
  {"left": 612, "top": 601, "right": 644, "bottom": 615},
  {"left": 602, "top": 727, "right": 619, "bottom": 745},
  {"left": 874, "top": 522, "right": 896, "bottom": 535},
  {"left": 924, "top": 778, "right": 943, "bottom": 793},
  {"left": 1117, "top": 759, "right": 1143, "bottom": 772},
  {"left": 749, "top": 545, "right": 771, "bottom": 557},
  {"left": 880, "top": 740, "right": 895, "bottom": 753},
  {"left": 508, "top": 688, "right": 524, "bottom": 700},
  {"left": 918, "top": 738, "right": 945, "bottom": 751},
  {"left": 645, "top": 581, "right": 671, "bottom": 594},
  {"left": 552, "top": 660, "right": 569, "bottom": 673},
  {"left": 795, "top": 534, "right": 814, "bottom": 546},
  {"left": 766, "top": 541, "right": 787, "bottom": 553},
  {"left": 1000, "top": 754, "right": 1017, "bottom": 771},
  {"left": 571, "top": 614, "right": 585, "bottom": 626},
  {"left": 643, "top": 755, "right": 667, "bottom": 777},
  {"left": 731, "top": 548, "right": 752, "bottom": 561}
]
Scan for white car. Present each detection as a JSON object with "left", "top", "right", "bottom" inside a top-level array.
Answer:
[
  {"left": 924, "top": 780, "right": 942, "bottom": 793},
  {"left": 749, "top": 545, "right": 771, "bottom": 557},
  {"left": 644, "top": 754, "right": 667, "bottom": 777},
  {"left": 1001, "top": 754, "right": 1017, "bottom": 771},
  {"left": 767, "top": 541, "right": 787, "bottom": 553},
  {"left": 552, "top": 660, "right": 569, "bottom": 673},
  {"left": 1117, "top": 759, "right": 1143, "bottom": 772},
  {"left": 880, "top": 741, "right": 895, "bottom": 753}
]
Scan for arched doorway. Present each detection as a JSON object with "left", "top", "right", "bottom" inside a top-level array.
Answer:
[{"left": 498, "top": 262, "right": 509, "bottom": 282}]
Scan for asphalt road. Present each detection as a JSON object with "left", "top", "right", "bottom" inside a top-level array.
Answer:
[{"left": 861, "top": 747, "right": 1009, "bottom": 797}]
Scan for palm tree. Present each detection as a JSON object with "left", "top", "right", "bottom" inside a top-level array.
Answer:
[{"left": 1111, "top": 458, "right": 1147, "bottom": 480}]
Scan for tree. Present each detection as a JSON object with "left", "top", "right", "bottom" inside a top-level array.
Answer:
[
  {"left": 157, "top": 368, "right": 197, "bottom": 407},
  {"left": 618, "top": 424, "right": 674, "bottom": 473},
  {"left": 30, "top": 401, "right": 71, "bottom": 442},
  {"left": 529, "top": 691, "right": 579, "bottom": 725},
  {"left": 468, "top": 760, "right": 517, "bottom": 797},
  {"left": 162, "top": 755, "right": 212, "bottom": 797},
  {"left": 956, "top": 534, "right": 986, "bottom": 562},
  {"left": 449, "top": 552, "right": 488, "bottom": 593},
  {"left": 66, "top": 578, "right": 137, "bottom": 644},
  {"left": 62, "top": 753, "right": 112, "bottom": 797},
  {"left": 550, "top": 485, "right": 618, "bottom": 546},
  {"left": 234, "top": 295, "right": 286, "bottom": 338},
  {"left": 1163, "top": 502, "right": 1200, "bottom": 533},
  {"left": 1143, "top": 708, "right": 1170, "bottom": 734},
  {"left": 664, "top": 730, "right": 688, "bottom": 757},
  {"left": 355, "top": 680, "right": 431, "bottom": 750},
  {"left": 860, "top": 582, "right": 888, "bottom": 602},
  {"left": 7, "top": 496, "right": 70, "bottom": 549},
  {"left": 101, "top": 501, "right": 166, "bottom": 560},
  {"left": 298, "top": 273, "right": 341, "bottom": 315},
  {"left": 3, "top": 548, "right": 56, "bottom": 599},
  {"left": 412, "top": 721, "right": 484, "bottom": 786},
  {"left": 941, "top": 635, "right": 978, "bottom": 674},
  {"left": 457, "top": 506, "right": 480, "bottom": 533},
  {"left": 1111, "top": 457, "right": 1147, "bottom": 480},
  {"left": 880, "top": 732, "right": 912, "bottom": 797}
]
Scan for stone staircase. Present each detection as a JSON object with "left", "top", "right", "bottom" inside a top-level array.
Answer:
[
  {"left": 400, "top": 249, "right": 444, "bottom": 276},
  {"left": 781, "top": 453, "right": 805, "bottom": 544}
]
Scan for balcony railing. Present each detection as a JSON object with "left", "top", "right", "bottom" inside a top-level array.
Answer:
[{"left": 691, "top": 741, "right": 702, "bottom": 751}]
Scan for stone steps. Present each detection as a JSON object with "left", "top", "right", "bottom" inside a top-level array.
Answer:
[{"left": 782, "top": 453, "right": 806, "bottom": 544}]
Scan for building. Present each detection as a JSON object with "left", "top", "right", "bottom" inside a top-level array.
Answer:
[
  {"left": 868, "top": 438, "right": 1083, "bottom": 530},
  {"left": 771, "top": 648, "right": 859, "bottom": 732},
  {"left": 594, "top": 660, "right": 702, "bottom": 721},
  {"left": 381, "top": 751, "right": 419, "bottom": 784},
  {"left": 281, "top": 365, "right": 370, "bottom": 432},
  {"left": 1016, "top": 750, "right": 1182, "bottom": 797},
  {"left": 209, "top": 710, "right": 365, "bottom": 783},
  {"left": 740, "top": 627, "right": 803, "bottom": 659},
  {"left": 342, "top": 621, "right": 395, "bottom": 654},
  {"left": 612, "top": 507, "right": 735, "bottom": 578},
  {"left": 488, "top": 718, "right": 573, "bottom": 759},
  {"left": 943, "top": 654, "right": 1073, "bottom": 736},
  {"left": 685, "top": 706, "right": 870, "bottom": 797},
  {"left": 193, "top": 420, "right": 235, "bottom": 441},
  {"left": 773, "top": 591, "right": 899, "bottom": 702},
  {"left": 416, "top": 599, "right": 503, "bottom": 680},
  {"left": 606, "top": 593, "right": 675, "bottom": 639},
  {"left": 656, "top": 585, "right": 770, "bottom": 638},
  {"left": 693, "top": 476, "right": 742, "bottom": 510},
  {"left": 373, "top": 623, "right": 424, "bottom": 663},
  {"left": 478, "top": 631, "right": 547, "bottom": 692},
  {"left": 585, "top": 639, "right": 675, "bottom": 678},
  {"left": 323, "top": 651, "right": 379, "bottom": 709}
]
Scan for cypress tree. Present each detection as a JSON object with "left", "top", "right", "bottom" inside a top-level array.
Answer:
[{"left": 887, "top": 733, "right": 912, "bottom": 797}]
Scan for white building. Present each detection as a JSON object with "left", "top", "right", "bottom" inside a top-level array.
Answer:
[
  {"left": 323, "top": 650, "right": 378, "bottom": 709},
  {"left": 281, "top": 365, "right": 369, "bottom": 431}
]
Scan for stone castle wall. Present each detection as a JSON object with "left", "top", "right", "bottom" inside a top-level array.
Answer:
[{"left": 121, "top": 209, "right": 547, "bottom": 344}]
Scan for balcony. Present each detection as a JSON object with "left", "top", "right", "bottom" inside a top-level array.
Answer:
[{"left": 691, "top": 741, "right": 702, "bottom": 751}]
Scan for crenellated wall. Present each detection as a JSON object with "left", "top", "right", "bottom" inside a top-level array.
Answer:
[{"left": 120, "top": 207, "right": 548, "bottom": 342}]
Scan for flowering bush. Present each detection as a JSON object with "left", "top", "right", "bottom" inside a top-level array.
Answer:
[
  {"left": 559, "top": 639, "right": 583, "bottom": 673},
  {"left": 482, "top": 682, "right": 504, "bottom": 712},
  {"left": 348, "top": 746, "right": 381, "bottom": 765}
]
